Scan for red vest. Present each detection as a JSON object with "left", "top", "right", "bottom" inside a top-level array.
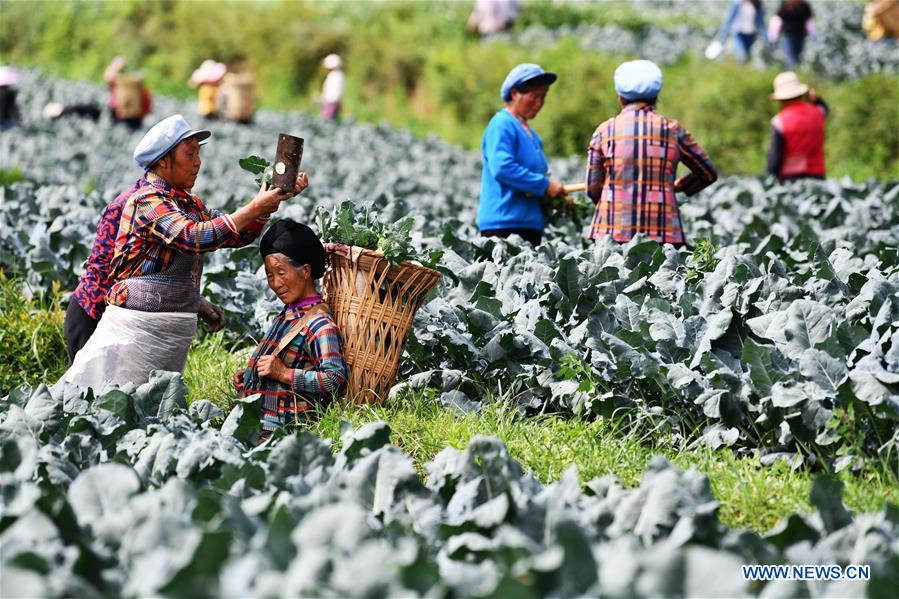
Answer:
[{"left": 775, "top": 102, "right": 826, "bottom": 178}]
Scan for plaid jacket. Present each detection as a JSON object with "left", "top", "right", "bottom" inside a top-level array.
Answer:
[
  {"left": 586, "top": 103, "right": 717, "bottom": 245},
  {"left": 71, "top": 178, "right": 143, "bottom": 319},
  {"left": 242, "top": 297, "right": 349, "bottom": 432},
  {"left": 107, "top": 172, "right": 264, "bottom": 306}
]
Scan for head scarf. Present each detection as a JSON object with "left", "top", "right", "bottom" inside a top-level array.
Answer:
[{"left": 259, "top": 220, "right": 326, "bottom": 278}]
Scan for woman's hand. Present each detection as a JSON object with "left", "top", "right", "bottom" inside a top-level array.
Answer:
[
  {"left": 545, "top": 179, "right": 568, "bottom": 199},
  {"left": 251, "top": 183, "right": 291, "bottom": 218},
  {"left": 293, "top": 172, "right": 309, "bottom": 195},
  {"left": 256, "top": 354, "right": 291, "bottom": 385},
  {"left": 198, "top": 297, "right": 225, "bottom": 332},
  {"left": 232, "top": 368, "right": 246, "bottom": 392}
]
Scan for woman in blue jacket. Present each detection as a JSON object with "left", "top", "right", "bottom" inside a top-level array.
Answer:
[
  {"left": 477, "top": 63, "right": 567, "bottom": 246},
  {"left": 714, "top": 0, "right": 767, "bottom": 63}
]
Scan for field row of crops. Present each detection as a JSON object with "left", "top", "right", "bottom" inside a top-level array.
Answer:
[
  {"left": 1, "top": 72, "right": 898, "bottom": 596},
  {"left": 3, "top": 377, "right": 897, "bottom": 597}
]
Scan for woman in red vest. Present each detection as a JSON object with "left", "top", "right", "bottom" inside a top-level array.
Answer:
[{"left": 767, "top": 71, "right": 828, "bottom": 182}]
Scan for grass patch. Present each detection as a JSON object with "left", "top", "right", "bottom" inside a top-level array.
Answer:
[
  {"left": 183, "top": 331, "right": 248, "bottom": 407},
  {"left": 307, "top": 390, "right": 899, "bottom": 532},
  {"left": 0, "top": 274, "right": 67, "bottom": 395}
]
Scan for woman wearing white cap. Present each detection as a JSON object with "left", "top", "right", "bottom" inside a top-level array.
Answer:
[
  {"left": 767, "top": 71, "right": 828, "bottom": 182},
  {"left": 320, "top": 54, "right": 344, "bottom": 121},
  {"left": 477, "top": 63, "right": 568, "bottom": 246},
  {"left": 585, "top": 60, "right": 717, "bottom": 248},
  {"left": 57, "top": 114, "right": 309, "bottom": 391}
]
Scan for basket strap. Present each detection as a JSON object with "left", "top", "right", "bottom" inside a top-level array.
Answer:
[{"left": 273, "top": 303, "right": 332, "bottom": 357}]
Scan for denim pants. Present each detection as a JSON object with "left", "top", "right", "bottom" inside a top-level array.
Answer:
[
  {"left": 781, "top": 34, "right": 806, "bottom": 68},
  {"left": 734, "top": 32, "right": 756, "bottom": 62}
]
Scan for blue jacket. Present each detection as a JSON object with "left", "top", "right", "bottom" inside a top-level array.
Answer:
[
  {"left": 477, "top": 109, "right": 550, "bottom": 232},
  {"left": 716, "top": 0, "right": 767, "bottom": 42}
]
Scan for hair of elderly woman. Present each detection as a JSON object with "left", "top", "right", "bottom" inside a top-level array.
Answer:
[{"left": 259, "top": 220, "right": 326, "bottom": 278}]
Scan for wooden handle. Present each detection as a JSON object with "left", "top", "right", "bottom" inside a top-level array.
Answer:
[{"left": 564, "top": 183, "right": 586, "bottom": 193}]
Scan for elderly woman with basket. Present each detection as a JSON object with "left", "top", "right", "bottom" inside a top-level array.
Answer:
[
  {"left": 477, "top": 63, "right": 569, "bottom": 246},
  {"left": 57, "top": 115, "right": 308, "bottom": 392},
  {"left": 233, "top": 220, "right": 348, "bottom": 438}
]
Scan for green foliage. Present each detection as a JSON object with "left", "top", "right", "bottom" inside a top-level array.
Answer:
[
  {"left": 238, "top": 154, "right": 273, "bottom": 188},
  {"left": 316, "top": 201, "right": 443, "bottom": 267},
  {"left": 0, "top": 275, "right": 66, "bottom": 395},
  {"left": 2, "top": 0, "right": 895, "bottom": 179},
  {"left": 684, "top": 238, "right": 720, "bottom": 285},
  {"left": 2, "top": 380, "right": 898, "bottom": 595},
  {"left": 0, "top": 166, "right": 24, "bottom": 185}
]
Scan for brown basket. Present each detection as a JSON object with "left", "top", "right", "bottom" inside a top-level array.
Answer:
[
  {"left": 322, "top": 243, "right": 441, "bottom": 404},
  {"left": 221, "top": 73, "right": 255, "bottom": 121},
  {"left": 114, "top": 75, "right": 144, "bottom": 119}
]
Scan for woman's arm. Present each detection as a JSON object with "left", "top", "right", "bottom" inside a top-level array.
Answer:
[
  {"left": 716, "top": 0, "right": 740, "bottom": 42},
  {"left": 585, "top": 129, "right": 606, "bottom": 205},
  {"left": 674, "top": 127, "right": 718, "bottom": 196},
  {"left": 484, "top": 121, "right": 550, "bottom": 197},
  {"left": 132, "top": 188, "right": 281, "bottom": 254},
  {"left": 288, "top": 320, "right": 349, "bottom": 398}
]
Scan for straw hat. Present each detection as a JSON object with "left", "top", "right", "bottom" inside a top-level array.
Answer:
[
  {"left": 190, "top": 60, "right": 227, "bottom": 85},
  {"left": 770, "top": 71, "right": 809, "bottom": 101},
  {"left": 0, "top": 66, "right": 20, "bottom": 87},
  {"left": 322, "top": 54, "right": 342, "bottom": 70}
]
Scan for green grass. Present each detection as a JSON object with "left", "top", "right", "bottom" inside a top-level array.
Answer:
[{"left": 3, "top": 278, "right": 897, "bottom": 533}]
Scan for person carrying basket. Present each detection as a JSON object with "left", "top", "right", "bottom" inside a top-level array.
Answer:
[{"left": 233, "top": 220, "right": 348, "bottom": 440}]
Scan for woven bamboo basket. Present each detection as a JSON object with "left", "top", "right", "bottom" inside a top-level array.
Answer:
[
  {"left": 113, "top": 75, "right": 144, "bottom": 119},
  {"left": 221, "top": 73, "right": 255, "bottom": 122},
  {"left": 322, "top": 243, "right": 441, "bottom": 404}
]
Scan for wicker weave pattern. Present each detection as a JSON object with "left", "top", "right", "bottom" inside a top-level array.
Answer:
[{"left": 322, "top": 244, "right": 440, "bottom": 403}]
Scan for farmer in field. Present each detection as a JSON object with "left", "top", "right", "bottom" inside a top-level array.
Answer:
[
  {"left": 57, "top": 114, "right": 308, "bottom": 391},
  {"left": 188, "top": 59, "right": 227, "bottom": 119},
  {"left": 766, "top": 71, "right": 828, "bottom": 182},
  {"left": 478, "top": 63, "right": 568, "bottom": 246},
  {"left": 232, "top": 220, "right": 348, "bottom": 439},
  {"left": 320, "top": 54, "right": 344, "bottom": 121},
  {"left": 64, "top": 181, "right": 227, "bottom": 366},
  {"left": 585, "top": 60, "right": 718, "bottom": 248},
  {"left": 104, "top": 56, "right": 153, "bottom": 130}
]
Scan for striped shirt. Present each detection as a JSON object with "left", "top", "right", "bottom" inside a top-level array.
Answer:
[
  {"left": 242, "top": 296, "right": 348, "bottom": 432},
  {"left": 586, "top": 102, "right": 717, "bottom": 246},
  {"left": 106, "top": 172, "right": 264, "bottom": 306}
]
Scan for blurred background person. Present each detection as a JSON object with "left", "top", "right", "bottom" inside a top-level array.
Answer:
[
  {"left": 467, "top": 0, "right": 521, "bottom": 39},
  {"left": 863, "top": 0, "right": 899, "bottom": 40},
  {"left": 767, "top": 71, "right": 828, "bottom": 182},
  {"left": 586, "top": 60, "right": 717, "bottom": 249},
  {"left": 0, "top": 66, "right": 21, "bottom": 130},
  {"left": 769, "top": 0, "right": 817, "bottom": 68},
  {"left": 477, "top": 63, "right": 567, "bottom": 246},
  {"left": 188, "top": 59, "right": 227, "bottom": 119},
  {"left": 711, "top": 0, "right": 767, "bottom": 63},
  {"left": 104, "top": 56, "right": 153, "bottom": 129},
  {"left": 320, "top": 53, "right": 344, "bottom": 121},
  {"left": 219, "top": 71, "right": 255, "bottom": 123}
]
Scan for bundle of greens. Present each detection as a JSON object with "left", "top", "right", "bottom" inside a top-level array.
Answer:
[
  {"left": 316, "top": 201, "right": 442, "bottom": 268},
  {"left": 238, "top": 155, "right": 274, "bottom": 188}
]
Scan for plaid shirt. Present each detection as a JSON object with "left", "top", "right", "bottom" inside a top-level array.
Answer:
[
  {"left": 586, "top": 102, "right": 717, "bottom": 245},
  {"left": 242, "top": 296, "right": 348, "bottom": 432},
  {"left": 107, "top": 172, "right": 264, "bottom": 306},
  {"left": 71, "top": 178, "right": 143, "bottom": 319}
]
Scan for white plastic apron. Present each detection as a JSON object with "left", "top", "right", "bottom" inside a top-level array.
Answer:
[{"left": 56, "top": 304, "right": 197, "bottom": 391}]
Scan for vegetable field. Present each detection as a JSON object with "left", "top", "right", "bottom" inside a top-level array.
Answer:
[{"left": 2, "top": 70, "right": 898, "bottom": 596}]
